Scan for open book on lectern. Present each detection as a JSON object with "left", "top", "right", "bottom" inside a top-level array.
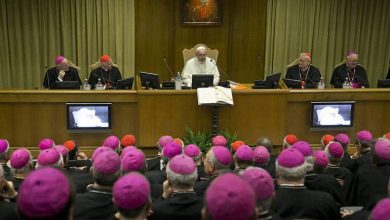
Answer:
[{"left": 197, "top": 86, "right": 234, "bottom": 106}]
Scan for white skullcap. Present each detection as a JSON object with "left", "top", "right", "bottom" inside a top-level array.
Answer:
[{"left": 196, "top": 46, "right": 207, "bottom": 52}]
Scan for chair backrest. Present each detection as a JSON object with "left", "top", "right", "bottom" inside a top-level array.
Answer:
[{"left": 182, "top": 44, "right": 219, "bottom": 64}]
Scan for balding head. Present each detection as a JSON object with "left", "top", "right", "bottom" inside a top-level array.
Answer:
[{"left": 346, "top": 52, "right": 359, "bottom": 69}]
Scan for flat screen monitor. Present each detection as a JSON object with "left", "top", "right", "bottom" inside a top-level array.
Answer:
[
  {"left": 192, "top": 74, "right": 214, "bottom": 89},
  {"left": 377, "top": 79, "right": 390, "bottom": 88},
  {"left": 140, "top": 72, "right": 160, "bottom": 89},
  {"left": 283, "top": 78, "right": 302, "bottom": 89},
  {"left": 116, "top": 77, "right": 134, "bottom": 90},
  {"left": 67, "top": 103, "right": 111, "bottom": 132},
  {"left": 265, "top": 73, "right": 281, "bottom": 88},
  {"left": 52, "top": 81, "right": 80, "bottom": 90},
  {"left": 311, "top": 101, "right": 355, "bottom": 129}
]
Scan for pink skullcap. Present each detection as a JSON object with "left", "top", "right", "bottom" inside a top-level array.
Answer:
[
  {"left": 54, "top": 145, "right": 68, "bottom": 158},
  {"left": 356, "top": 130, "right": 373, "bottom": 142},
  {"left": 231, "top": 140, "right": 245, "bottom": 152},
  {"left": 313, "top": 150, "right": 329, "bottom": 168},
  {"left": 168, "top": 154, "right": 196, "bottom": 175},
  {"left": 93, "top": 150, "right": 121, "bottom": 175},
  {"left": 212, "top": 146, "right": 232, "bottom": 166},
  {"left": 253, "top": 146, "right": 270, "bottom": 164},
  {"left": 158, "top": 135, "right": 174, "bottom": 148},
  {"left": 235, "top": 145, "right": 254, "bottom": 161},
  {"left": 18, "top": 167, "right": 71, "bottom": 218},
  {"left": 38, "top": 138, "right": 55, "bottom": 150},
  {"left": 92, "top": 146, "right": 113, "bottom": 161},
  {"left": 113, "top": 173, "right": 150, "bottom": 210},
  {"left": 277, "top": 148, "right": 305, "bottom": 168},
  {"left": 321, "top": 134, "right": 334, "bottom": 146},
  {"left": 162, "top": 142, "right": 182, "bottom": 159},
  {"left": 371, "top": 198, "right": 390, "bottom": 220},
  {"left": 241, "top": 167, "right": 274, "bottom": 200},
  {"left": 212, "top": 135, "right": 227, "bottom": 146},
  {"left": 346, "top": 50, "right": 358, "bottom": 56},
  {"left": 0, "top": 139, "right": 9, "bottom": 153},
  {"left": 37, "top": 148, "right": 61, "bottom": 166},
  {"left": 374, "top": 140, "right": 390, "bottom": 161},
  {"left": 103, "top": 135, "right": 120, "bottom": 150},
  {"left": 121, "top": 134, "right": 136, "bottom": 147},
  {"left": 206, "top": 173, "right": 256, "bottom": 220},
  {"left": 284, "top": 134, "right": 298, "bottom": 146},
  {"left": 291, "top": 141, "right": 313, "bottom": 157},
  {"left": 121, "top": 149, "right": 145, "bottom": 172},
  {"left": 100, "top": 54, "right": 111, "bottom": 62},
  {"left": 335, "top": 133, "right": 350, "bottom": 145},
  {"left": 55, "top": 56, "right": 65, "bottom": 64},
  {"left": 120, "top": 146, "right": 137, "bottom": 158},
  {"left": 326, "top": 142, "right": 344, "bottom": 158},
  {"left": 10, "top": 148, "right": 31, "bottom": 169},
  {"left": 184, "top": 144, "right": 201, "bottom": 158}
]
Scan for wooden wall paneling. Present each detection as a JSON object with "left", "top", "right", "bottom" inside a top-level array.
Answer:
[
  {"left": 228, "top": 0, "right": 267, "bottom": 83},
  {"left": 135, "top": 0, "right": 174, "bottom": 82}
]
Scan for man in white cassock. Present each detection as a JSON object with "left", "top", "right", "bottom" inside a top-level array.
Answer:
[{"left": 181, "top": 46, "right": 220, "bottom": 87}]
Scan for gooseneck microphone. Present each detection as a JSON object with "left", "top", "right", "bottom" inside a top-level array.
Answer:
[
  {"left": 163, "top": 57, "right": 176, "bottom": 79},
  {"left": 210, "top": 59, "right": 229, "bottom": 80}
]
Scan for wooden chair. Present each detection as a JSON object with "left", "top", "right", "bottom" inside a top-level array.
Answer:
[{"left": 182, "top": 44, "right": 219, "bottom": 64}]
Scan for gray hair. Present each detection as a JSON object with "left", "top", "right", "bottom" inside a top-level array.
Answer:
[
  {"left": 256, "top": 137, "right": 273, "bottom": 154},
  {"left": 166, "top": 165, "right": 198, "bottom": 190},
  {"left": 324, "top": 147, "right": 343, "bottom": 165},
  {"left": 208, "top": 150, "right": 231, "bottom": 172},
  {"left": 304, "top": 156, "right": 314, "bottom": 171},
  {"left": 276, "top": 161, "right": 307, "bottom": 181},
  {"left": 92, "top": 167, "right": 121, "bottom": 186},
  {"left": 11, "top": 156, "right": 34, "bottom": 175}
]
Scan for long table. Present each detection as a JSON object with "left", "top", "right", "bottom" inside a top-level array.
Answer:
[{"left": 1, "top": 88, "right": 389, "bottom": 156}]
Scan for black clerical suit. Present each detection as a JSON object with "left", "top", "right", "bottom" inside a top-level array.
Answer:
[
  {"left": 305, "top": 173, "right": 346, "bottom": 206},
  {"left": 272, "top": 185, "right": 341, "bottom": 220},
  {"left": 88, "top": 66, "right": 122, "bottom": 89},
  {"left": 330, "top": 63, "right": 369, "bottom": 88},
  {"left": 0, "top": 201, "right": 18, "bottom": 220},
  {"left": 285, "top": 64, "right": 321, "bottom": 88},
  {"left": 43, "top": 67, "right": 82, "bottom": 89},
  {"left": 149, "top": 192, "right": 203, "bottom": 220},
  {"left": 73, "top": 185, "right": 115, "bottom": 220}
]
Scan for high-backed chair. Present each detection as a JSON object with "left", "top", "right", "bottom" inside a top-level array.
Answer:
[{"left": 182, "top": 44, "right": 219, "bottom": 64}]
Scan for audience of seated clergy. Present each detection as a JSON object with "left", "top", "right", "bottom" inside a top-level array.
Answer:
[
  {"left": 271, "top": 148, "right": 341, "bottom": 219},
  {"left": 282, "top": 134, "right": 298, "bottom": 149},
  {"left": 0, "top": 139, "right": 11, "bottom": 180},
  {"left": 233, "top": 145, "right": 254, "bottom": 174},
  {"left": 184, "top": 144, "right": 207, "bottom": 180},
  {"left": 8, "top": 148, "right": 34, "bottom": 191},
  {"left": 323, "top": 142, "right": 352, "bottom": 187},
  {"left": 333, "top": 133, "right": 353, "bottom": 170},
  {"left": 150, "top": 155, "right": 203, "bottom": 220},
  {"left": 321, "top": 134, "right": 334, "bottom": 149},
  {"left": 147, "top": 135, "right": 174, "bottom": 171},
  {"left": 349, "top": 130, "right": 374, "bottom": 172},
  {"left": 256, "top": 137, "right": 277, "bottom": 177}
]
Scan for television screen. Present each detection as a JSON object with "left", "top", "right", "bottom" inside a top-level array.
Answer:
[
  {"left": 311, "top": 101, "right": 355, "bottom": 128},
  {"left": 67, "top": 103, "right": 111, "bottom": 131},
  {"left": 192, "top": 74, "right": 214, "bottom": 89}
]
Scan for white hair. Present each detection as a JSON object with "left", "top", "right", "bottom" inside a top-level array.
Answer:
[
  {"left": 166, "top": 165, "right": 198, "bottom": 189},
  {"left": 276, "top": 161, "right": 307, "bottom": 181}
]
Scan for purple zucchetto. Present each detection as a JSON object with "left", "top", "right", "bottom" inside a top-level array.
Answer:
[
  {"left": 38, "top": 138, "right": 55, "bottom": 150},
  {"left": 205, "top": 173, "right": 256, "bottom": 220},
  {"left": 93, "top": 151, "right": 121, "bottom": 175},
  {"left": 235, "top": 145, "right": 254, "bottom": 161},
  {"left": 291, "top": 141, "right": 313, "bottom": 157},
  {"left": 168, "top": 154, "right": 196, "bottom": 175},
  {"left": 9, "top": 148, "right": 31, "bottom": 169},
  {"left": 277, "top": 148, "right": 305, "bottom": 168},
  {"left": 120, "top": 146, "right": 137, "bottom": 158},
  {"left": 158, "top": 135, "right": 174, "bottom": 148},
  {"left": 121, "top": 149, "right": 145, "bottom": 172},
  {"left": 212, "top": 135, "right": 227, "bottom": 147},
  {"left": 113, "top": 173, "right": 150, "bottom": 210},
  {"left": 326, "top": 142, "right": 344, "bottom": 158},
  {"left": 55, "top": 56, "right": 65, "bottom": 64},
  {"left": 37, "top": 148, "right": 61, "bottom": 167},
  {"left": 241, "top": 167, "right": 274, "bottom": 200},
  {"left": 374, "top": 140, "right": 390, "bottom": 161},
  {"left": 18, "top": 167, "right": 71, "bottom": 218},
  {"left": 313, "top": 150, "right": 329, "bottom": 168},
  {"left": 0, "top": 139, "right": 9, "bottom": 153},
  {"left": 335, "top": 133, "right": 350, "bottom": 146},
  {"left": 371, "top": 198, "right": 390, "bottom": 220},
  {"left": 211, "top": 146, "right": 232, "bottom": 166},
  {"left": 356, "top": 130, "right": 373, "bottom": 142},
  {"left": 162, "top": 142, "right": 182, "bottom": 159},
  {"left": 103, "top": 135, "right": 120, "bottom": 150},
  {"left": 54, "top": 145, "right": 68, "bottom": 158},
  {"left": 253, "top": 146, "right": 270, "bottom": 165},
  {"left": 91, "top": 146, "right": 113, "bottom": 161},
  {"left": 184, "top": 144, "right": 201, "bottom": 158}
]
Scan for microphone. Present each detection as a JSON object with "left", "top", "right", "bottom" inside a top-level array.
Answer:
[
  {"left": 163, "top": 57, "right": 175, "bottom": 79},
  {"left": 210, "top": 59, "right": 229, "bottom": 80}
]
